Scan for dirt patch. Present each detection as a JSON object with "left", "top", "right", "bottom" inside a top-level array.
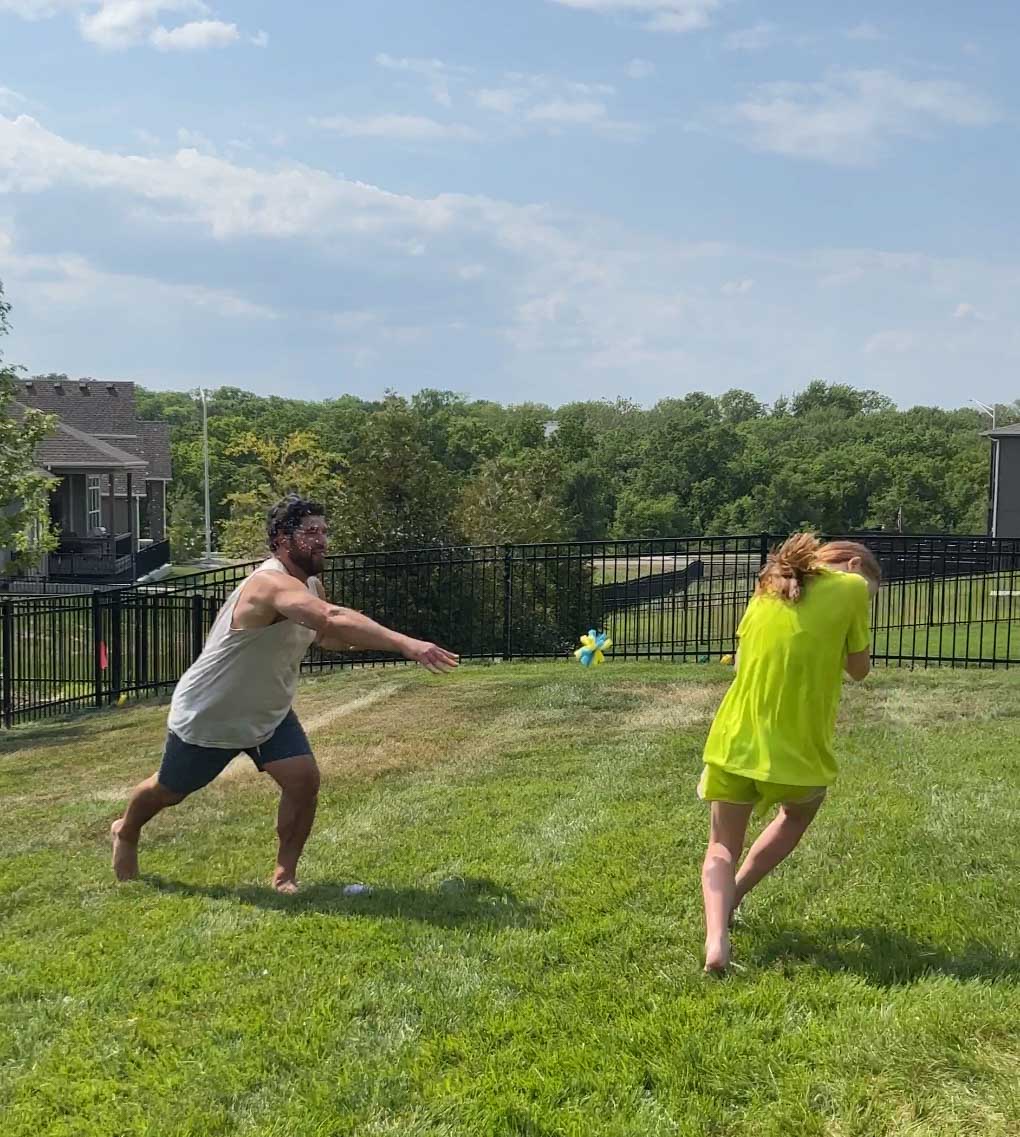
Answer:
[
  {"left": 622, "top": 683, "right": 722, "bottom": 730},
  {"left": 86, "top": 784, "right": 139, "bottom": 804},
  {"left": 841, "top": 679, "right": 1020, "bottom": 728}
]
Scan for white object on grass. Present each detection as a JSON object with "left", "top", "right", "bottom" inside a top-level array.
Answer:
[{"left": 342, "top": 883, "right": 372, "bottom": 897}]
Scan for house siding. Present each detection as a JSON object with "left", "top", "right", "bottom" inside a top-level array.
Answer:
[
  {"left": 995, "top": 437, "right": 1020, "bottom": 538},
  {"left": 147, "top": 480, "right": 167, "bottom": 541}
]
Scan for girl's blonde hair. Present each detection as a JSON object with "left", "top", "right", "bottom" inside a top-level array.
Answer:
[{"left": 757, "top": 532, "right": 882, "bottom": 603}]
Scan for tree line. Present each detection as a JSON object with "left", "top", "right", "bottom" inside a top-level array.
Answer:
[{"left": 135, "top": 381, "right": 1012, "bottom": 562}]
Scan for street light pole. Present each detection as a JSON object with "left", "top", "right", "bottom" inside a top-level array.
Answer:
[
  {"left": 199, "top": 388, "right": 212, "bottom": 560},
  {"left": 971, "top": 399, "right": 998, "bottom": 536},
  {"left": 971, "top": 398, "right": 996, "bottom": 430}
]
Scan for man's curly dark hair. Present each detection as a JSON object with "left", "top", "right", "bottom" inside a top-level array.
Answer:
[{"left": 267, "top": 495, "right": 325, "bottom": 551}]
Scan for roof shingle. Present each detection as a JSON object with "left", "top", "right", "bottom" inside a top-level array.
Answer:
[{"left": 15, "top": 376, "right": 172, "bottom": 481}]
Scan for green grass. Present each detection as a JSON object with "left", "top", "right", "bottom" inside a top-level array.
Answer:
[
  {"left": 604, "top": 572, "right": 1020, "bottom": 665},
  {"left": 2, "top": 662, "right": 1019, "bottom": 1136}
]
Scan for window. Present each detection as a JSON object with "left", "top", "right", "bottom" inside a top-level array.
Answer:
[{"left": 87, "top": 475, "right": 101, "bottom": 532}]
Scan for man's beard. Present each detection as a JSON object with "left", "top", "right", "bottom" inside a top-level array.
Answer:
[{"left": 290, "top": 547, "right": 324, "bottom": 576}]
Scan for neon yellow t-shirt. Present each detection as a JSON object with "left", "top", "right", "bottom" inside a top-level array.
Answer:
[{"left": 703, "top": 568, "right": 871, "bottom": 787}]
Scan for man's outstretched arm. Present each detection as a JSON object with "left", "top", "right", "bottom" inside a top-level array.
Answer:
[{"left": 265, "top": 574, "right": 459, "bottom": 674}]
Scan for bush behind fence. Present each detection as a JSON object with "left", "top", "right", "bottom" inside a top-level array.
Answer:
[{"left": 4, "top": 533, "right": 1020, "bottom": 728}]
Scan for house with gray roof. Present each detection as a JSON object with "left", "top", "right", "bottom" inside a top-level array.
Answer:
[{"left": 3, "top": 376, "right": 173, "bottom": 585}]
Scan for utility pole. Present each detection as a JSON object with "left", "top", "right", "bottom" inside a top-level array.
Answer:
[{"left": 198, "top": 388, "right": 212, "bottom": 560}]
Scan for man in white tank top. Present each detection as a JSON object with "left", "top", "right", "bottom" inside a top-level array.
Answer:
[{"left": 111, "top": 495, "right": 458, "bottom": 892}]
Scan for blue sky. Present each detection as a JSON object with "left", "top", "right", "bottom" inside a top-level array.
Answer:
[{"left": 1, "top": 0, "right": 1018, "bottom": 409}]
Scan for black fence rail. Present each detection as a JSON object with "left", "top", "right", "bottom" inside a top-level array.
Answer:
[{"left": 4, "top": 533, "right": 1020, "bottom": 728}]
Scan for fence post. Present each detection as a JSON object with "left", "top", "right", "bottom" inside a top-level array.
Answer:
[
  {"left": 110, "top": 590, "right": 123, "bottom": 705},
  {"left": 190, "top": 594, "right": 205, "bottom": 661},
  {"left": 759, "top": 532, "right": 771, "bottom": 569},
  {"left": 92, "top": 590, "right": 104, "bottom": 709},
  {"left": 137, "top": 592, "right": 149, "bottom": 696},
  {"left": 1, "top": 601, "right": 13, "bottom": 729},
  {"left": 502, "top": 544, "right": 513, "bottom": 662}
]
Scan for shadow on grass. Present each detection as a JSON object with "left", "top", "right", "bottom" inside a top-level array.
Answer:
[
  {"left": 143, "top": 874, "right": 541, "bottom": 930},
  {"left": 752, "top": 923, "right": 1020, "bottom": 985},
  {"left": 0, "top": 724, "right": 99, "bottom": 757},
  {"left": 0, "top": 701, "right": 170, "bottom": 757}
]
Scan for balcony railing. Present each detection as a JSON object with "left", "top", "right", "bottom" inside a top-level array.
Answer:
[
  {"left": 134, "top": 539, "right": 171, "bottom": 579},
  {"left": 48, "top": 533, "right": 135, "bottom": 580}
]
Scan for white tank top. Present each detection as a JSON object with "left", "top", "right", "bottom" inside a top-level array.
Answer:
[{"left": 167, "top": 558, "right": 319, "bottom": 748}]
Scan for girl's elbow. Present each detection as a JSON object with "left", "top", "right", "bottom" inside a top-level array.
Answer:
[{"left": 846, "top": 652, "right": 871, "bottom": 681}]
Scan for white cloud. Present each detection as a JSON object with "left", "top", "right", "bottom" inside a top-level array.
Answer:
[
  {"left": 727, "top": 69, "right": 997, "bottom": 166},
  {"left": 474, "top": 87, "right": 528, "bottom": 115},
  {"left": 954, "top": 302, "right": 990, "bottom": 322},
  {"left": 0, "top": 231, "right": 279, "bottom": 321},
  {"left": 625, "top": 58, "right": 656, "bottom": 79},
  {"left": 5, "top": 113, "right": 1020, "bottom": 408},
  {"left": 176, "top": 126, "right": 215, "bottom": 152},
  {"left": 864, "top": 330, "right": 915, "bottom": 355},
  {"left": 374, "top": 53, "right": 469, "bottom": 107},
  {"left": 724, "top": 23, "right": 776, "bottom": 52},
  {"left": 473, "top": 71, "right": 636, "bottom": 135},
  {"left": 845, "top": 22, "right": 885, "bottom": 42},
  {"left": 250, "top": 28, "right": 268, "bottom": 48},
  {"left": 527, "top": 99, "right": 641, "bottom": 136},
  {"left": 0, "top": 87, "right": 27, "bottom": 110},
  {"left": 310, "top": 113, "right": 479, "bottom": 142},
  {"left": 0, "top": 0, "right": 246, "bottom": 51},
  {"left": 371, "top": 53, "right": 635, "bottom": 137},
  {"left": 546, "top": 0, "right": 722, "bottom": 33},
  {"left": 0, "top": 0, "right": 74, "bottom": 16},
  {"left": 78, "top": 0, "right": 205, "bottom": 49},
  {"left": 151, "top": 18, "right": 238, "bottom": 51},
  {"left": 0, "top": 112, "right": 467, "bottom": 238}
]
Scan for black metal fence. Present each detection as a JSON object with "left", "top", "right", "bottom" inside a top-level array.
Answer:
[{"left": 3, "top": 533, "right": 1020, "bottom": 728}]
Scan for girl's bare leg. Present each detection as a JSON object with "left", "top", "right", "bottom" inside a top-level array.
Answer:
[
  {"left": 733, "top": 796, "right": 824, "bottom": 911},
  {"left": 701, "top": 801, "right": 753, "bottom": 973}
]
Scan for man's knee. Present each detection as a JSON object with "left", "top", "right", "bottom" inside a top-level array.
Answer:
[
  {"left": 143, "top": 774, "right": 186, "bottom": 806},
  {"left": 268, "top": 756, "right": 320, "bottom": 800},
  {"left": 295, "top": 768, "right": 320, "bottom": 803}
]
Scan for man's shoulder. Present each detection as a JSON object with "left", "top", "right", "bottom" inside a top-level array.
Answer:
[{"left": 243, "top": 565, "right": 302, "bottom": 600}]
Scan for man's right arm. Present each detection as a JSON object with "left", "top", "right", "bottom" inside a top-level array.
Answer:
[{"left": 265, "top": 574, "right": 458, "bottom": 673}]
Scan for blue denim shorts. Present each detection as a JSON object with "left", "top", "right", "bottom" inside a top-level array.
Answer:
[{"left": 157, "top": 709, "right": 312, "bottom": 796}]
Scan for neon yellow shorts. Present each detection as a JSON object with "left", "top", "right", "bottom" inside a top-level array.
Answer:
[{"left": 698, "top": 764, "right": 827, "bottom": 816}]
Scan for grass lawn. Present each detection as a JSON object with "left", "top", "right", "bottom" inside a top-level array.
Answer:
[{"left": 1, "top": 661, "right": 1019, "bottom": 1136}]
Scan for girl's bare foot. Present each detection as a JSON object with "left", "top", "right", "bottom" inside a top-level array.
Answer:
[
  {"left": 272, "top": 872, "right": 300, "bottom": 894},
  {"left": 704, "top": 933, "right": 731, "bottom": 975},
  {"left": 110, "top": 819, "right": 139, "bottom": 882}
]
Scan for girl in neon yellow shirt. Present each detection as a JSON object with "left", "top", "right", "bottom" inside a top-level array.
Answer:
[{"left": 699, "top": 533, "right": 881, "bottom": 974}]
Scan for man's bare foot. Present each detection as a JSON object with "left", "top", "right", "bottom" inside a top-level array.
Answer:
[
  {"left": 273, "top": 873, "right": 300, "bottom": 894},
  {"left": 704, "top": 933, "right": 731, "bottom": 975},
  {"left": 110, "top": 819, "right": 139, "bottom": 882}
]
